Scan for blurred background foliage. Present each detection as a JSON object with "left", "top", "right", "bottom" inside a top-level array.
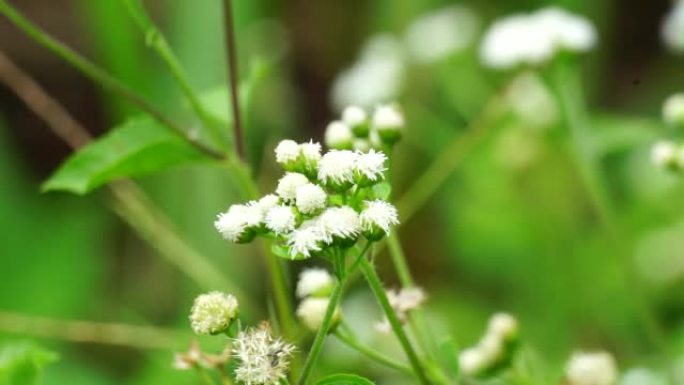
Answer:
[{"left": 1, "top": 0, "right": 684, "bottom": 383}]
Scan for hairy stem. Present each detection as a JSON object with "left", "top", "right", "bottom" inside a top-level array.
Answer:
[
  {"left": 122, "top": 0, "right": 227, "bottom": 148},
  {"left": 358, "top": 257, "right": 430, "bottom": 385},
  {"left": 0, "top": 0, "right": 223, "bottom": 159},
  {"left": 332, "top": 330, "right": 413, "bottom": 375},
  {"left": 222, "top": 0, "right": 245, "bottom": 160}
]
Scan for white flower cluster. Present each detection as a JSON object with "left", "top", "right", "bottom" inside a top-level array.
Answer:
[
  {"left": 651, "top": 94, "right": 684, "bottom": 172},
  {"left": 458, "top": 313, "right": 519, "bottom": 377},
  {"left": 325, "top": 104, "right": 404, "bottom": 151},
  {"left": 375, "top": 287, "right": 426, "bottom": 334},
  {"left": 662, "top": 0, "right": 684, "bottom": 54},
  {"left": 565, "top": 351, "right": 618, "bottom": 385},
  {"left": 481, "top": 7, "right": 597, "bottom": 69},
  {"left": 189, "top": 292, "right": 239, "bottom": 335},
  {"left": 215, "top": 139, "right": 399, "bottom": 259},
  {"left": 233, "top": 323, "right": 295, "bottom": 385}
]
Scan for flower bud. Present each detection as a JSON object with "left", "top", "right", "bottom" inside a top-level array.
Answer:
[
  {"left": 342, "top": 105, "right": 370, "bottom": 137},
  {"left": 372, "top": 104, "right": 404, "bottom": 145},
  {"left": 354, "top": 149, "right": 387, "bottom": 186},
  {"left": 360, "top": 200, "right": 399, "bottom": 241},
  {"left": 487, "top": 312, "right": 519, "bottom": 342},
  {"left": 664, "top": 93, "right": 684, "bottom": 128},
  {"left": 325, "top": 121, "right": 354, "bottom": 150},
  {"left": 265, "top": 205, "right": 298, "bottom": 235},
  {"left": 296, "top": 297, "right": 341, "bottom": 331},
  {"left": 276, "top": 172, "right": 309, "bottom": 202},
  {"left": 296, "top": 268, "right": 335, "bottom": 298},
  {"left": 319, "top": 206, "right": 361, "bottom": 247},
  {"left": 189, "top": 292, "right": 239, "bottom": 335},
  {"left": 274, "top": 140, "right": 301, "bottom": 171},
  {"left": 565, "top": 351, "right": 617, "bottom": 385},
  {"left": 295, "top": 183, "right": 327, "bottom": 215},
  {"left": 651, "top": 140, "right": 678, "bottom": 170}
]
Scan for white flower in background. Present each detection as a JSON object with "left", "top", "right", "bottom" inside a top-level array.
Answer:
[
  {"left": 405, "top": 6, "right": 479, "bottom": 63},
  {"left": 233, "top": 323, "right": 295, "bottom": 385},
  {"left": 458, "top": 312, "right": 520, "bottom": 377},
  {"left": 331, "top": 34, "right": 406, "bottom": 111},
  {"left": 319, "top": 206, "right": 361, "bottom": 242},
  {"left": 459, "top": 348, "right": 487, "bottom": 376},
  {"left": 352, "top": 139, "right": 371, "bottom": 152},
  {"left": 325, "top": 121, "right": 354, "bottom": 149},
  {"left": 318, "top": 150, "right": 359, "bottom": 187},
  {"left": 620, "top": 368, "right": 667, "bottom": 385},
  {"left": 189, "top": 292, "right": 239, "bottom": 335},
  {"left": 506, "top": 71, "right": 558, "bottom": 129},
  {"left": 257, "top": 194, "right": 280, "bottom": 216},
  {"left": 296, "top": 297, "right": 341, "bottom": 331},
  {"left": 355, "top": 150, "right": 387, "bottom": 183},
  {"left": 300, "top": 140, "right": 322, "bottom": 164},
  {"left": 663, "top": 93, "right": 684, "bottom": 127},
  {"left": 373, "top": 104, "right": 404, "bottom": 144},
  {"left": 662, "top": 0, "right": 684, "bottom": 53},
  {"left": 481, "top": 7, "right": 596, "bottom": 69},
  {"left": 565, "top": 351, "right": 618, "bottom": 385},
  {"left": 296, "top": 268, "right": 334, "bottom": 298},
  {"left": 265, "top": 205, "right": 297, "bottom": 235},
  {"left": 360, "top": 200, "right": 399, "bottom": 239},
  {"left": 488, "top": 312, "right": 519, "bottom": 340},
  {"left": 369, "top": 129, "right": 383, "bottom": 149},
  {"left": 342, "top": 105, "right": 370, "bottom": 137},
  {"left": 274, "top": 139, "right": 300, "bottom": 165},
  {"left": 375, "top": 286, "right": 425, "bottom": 333},
  {"left": 276, "top": 172, "right": 309, "bottom": 202},
  {"left": 215, "top": 203, "right": 263, "bottom": 243},
  {"left": 295, "top": 183, "right": 327, "bottom": 215},
  {"left": 651, "top": 140, "right": 677, "bottom": 169},
  {"left": 287, "top": 220, "right": 327, "bottom": 258}
]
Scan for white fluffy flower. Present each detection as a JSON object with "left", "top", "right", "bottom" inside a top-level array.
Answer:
[
  {"left": 481, "top": 7, "right": 596, "bottom": 69},
  {"left": 342, "top": 105, "right": 368, "bottom": 129},
  {"left": 620, "top": 368, "right": 667, "bottom": 385},
  {"left": 318, "top": 150, "right": 359, "bottom": 187},
  {"left": 663, "top": 93, "right": 684, "bottom": 126},
  {"left": 662, "top": 0, "right": 684, "bottom": 53},
  {"left": 215, "top": 203, "right": 263, "bottom": 242},
  {"left": 276, "top": 172, "right": 309, "bottom": 202},
  {"left": 319, "top": 206, "right": 361, "bottom": 241},
  {"left": 355, "top": 149, "right": 387, "bottom": 183},
  {"left": 296, "top": 268, "right": 334, "bottom": 298},
  {"left": 296, "top": 297, "right": 341, "bottom": 331},
  {"left": 233, "top": 324, "right": 295, "bottom": 385},
  {"left": 565, "top": 351, "right": 618, "bottom": 385},
  {"left": 265, "top": 205, "right": 297, "bottom": 235},
  {"left": 287, "top": 220, "right": 328, "bottom": 258},
  {"left": 373, "top": 104, "right": 405, "bottom": 132},
  {"left": 487, "top": 312, "right": 519, "bottom": 340},
  {"left": 651, "top": 141, "right": 677, "bottom": 169},
  {"left": 353, "top": 139, "right": 371, "bottom": 152},
  {"left": 325, "top": 121, "right": 354, "bottom": 149},
  {"left": 405, "top": 6, "right": 479, "bottom": 63},
  {"left": 274, "top": 139, "right": 300, "bottom": 165},
  {"left": 295, "top": 183, "right": 327, "bottom": 215},
  {"left": 360, "top": 200, "right": 399, "bottom": 237},
  {"left": 388, "top": 287, "right": 426, "bottom": 315},
  {"left": 189, "top": 292, "right": 239, "bottom": 335},
  {"left": 300, "top": 140, "right": 322, "bottom": 163},
  {"left": 257, "top": 194, "right": 280, "bottom": 216}
]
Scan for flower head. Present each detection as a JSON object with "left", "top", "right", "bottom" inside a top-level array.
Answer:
[
  {"left": 342, "top": 105, "right": 370, "bottom": 137},
  {"left": 372, "top": 104, "right": 404, "bottom": 144},
  {"left": 189, "top": 292, "right": 239, "bottom": 335},
  {"left": 287, "top": 220, "right": 327, "bottom": 259},
  {"left": 354, "top": 149, "right": 387, "bottom": 185},
  {"left": 257, "top": 194, "right": 280, "bottom": 216},
  {"left": 459, "top": 348, "right": 487, "bottom": 376},
  {"left": 324, "top": 121, "right": 353, "bottom": 150},
  {"left": 276, "top": 172, "right": 309, "bottom": 202},
  {"left": 265, "top": 205, "right": 297, "bottom": 235},
  {"left": 295, "top": 183, "right": 327, "bottom": 215},
  {"left": 296, "top": 297, "right": 341, "bottom": 331},
  {"left": 233, "top": 323, "right": 295, "bottom": 385},
  {"left": 215, "top": 203, "right": 263, "bottom": 243},
  {"left": 651, "top": 141, "right": 678, "bottom": 169},
  {"left": 405, "top": 6, "right": 479, "bottom": 63},
  {"left": 663, "top": 93, "right": 684, "bottom": 127},
  {"left": 487, "top": 312, "right": 519, "bottom": 341},
  {"left": 317, "top": 150, "right": 359, "bottom": 189},
  {"left": 360, "top": 200, "right": 399, "bottom": 240},
  {"left": 274, "top": 139, "right": 300, "bottom": 166},
  {"left": 300, "top": 141, "right": 322, "bottom": 164},
  {"left": 662, "top": 0, "right": 684, "bottom": 54},
  {"left": 565, "top": 351, "right": 618, "bottom": 385},
  {"left": 296, "top": 268, "right": 334, "bottom": 298},
  {"left": 319, "top": 206, "right": 361, "bottom": 245}
]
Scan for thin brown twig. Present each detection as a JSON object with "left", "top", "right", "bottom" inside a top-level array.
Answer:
[{"left": 222, "top": 0, "right": 245, "bottom": 160}]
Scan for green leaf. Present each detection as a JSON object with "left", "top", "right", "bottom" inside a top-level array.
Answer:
[
  {"left": 315, "top": 374, "right": 375, "bottom": 385},
  {"left": 0, "top": 342, "right": 58, "bottom": 385},
  {"left": 371, "top": 181, "right": 392, "bottom": 200},
  {"left": 590, "top": 114, "right": 662, "bottom": 156},
  {"left": 42, "top": 116, "right": 214, "bottom": 194}
]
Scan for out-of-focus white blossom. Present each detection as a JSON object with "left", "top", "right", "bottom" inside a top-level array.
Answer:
[
  {"left": 189, "top": 292, "right": 239, "bottom": 335},
  {"left": 296, "top": 297, "right": 341, "bottom": 331},
  {"left": 325, "top": 121, "right": 354, "bottom": 150},
  {"left": 565, "top": 351, "right": 618, "bottom": 385},
  {"left": 233, "top": 324, "right": 295, "bottom": 385},
  {"left": 405, "top": 6, "right": 479, "bottom": 63},
  {"left": 488, "top": 312, "right": 519, "bottom": 341},
  {"left": 375, "top": 287, "right": 425, "bottom": 334},
  {"left": 662, "top": 0, "right": 684, "bottom": 53},
  {"left": 506, "top": 71, "right": 558, "bottom": 128},
  {"left": 459, "top": 348, "right": 487, "bottom": 376},
  {"left": 296, "top": 268, "right": 334, "bottom": 298},
  {"left": 342, "top": 105, "right": 370, "bottom": 137},
  {"left": 663, "top": 93, "right": 684, "bottom": 127},
  {"left": 458, "top": 312, "right": 520, "bottom": 377},
  {"left": 331, "top": 35, "right": 406, "bottom": 111},
  {"left": 373, "top": 104, "right": 405, "bottom": 144},
  {"left": 651, "top": 140, "right": 678, "bottom": 169},
  {"left": 481, "top": 7, "right": 596, "bottom": 69},
  {"left": 620, "top": 368, "right": 667, "bottom": 385},
  {"left": 276, "top": 172, "right": 309, "bottom": 202}
]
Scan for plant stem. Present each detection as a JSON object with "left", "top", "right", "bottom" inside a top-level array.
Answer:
[
  {"left": 387, "top": 233, "right": 414, "bottom": 285},
  {"left": 222, "top": 0, "right": 245, "bottom": 160},
  {"left": 332, "top": 330, "right": 413, "bottom": 375},
  {"left": 196, "top": 366, "right": 218, "bottom": 385},
  {"left": 121, "top": 0, "right": 227, "bottom": 148},
  {"left": 358, "top": 258, "right": 430, "bottom": 385},
  {"left": 0, "top": 0, "right": 224, "bottom": 159},
  {"left": 297, "top": 280, "right": 344, "bottom": 385}
]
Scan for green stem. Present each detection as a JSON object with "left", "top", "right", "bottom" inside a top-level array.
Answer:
[
  {"left": 297, "top": 280, "right": 344, "bottom": 385},
  {"left": 222, "top": 0, "right": 245, "bottom": 160},
  {"left": 121, "top": 0, "right": 227, "bottom": 148},
  {"left": 332, "top": 330, "right": 413, "bottom": 375},
  {"left": 196, "top": 366, "right": 218, "bottom": 385},
  {"left": 387, "top": 233, "right": 414, "bottom": 285},
  {"left": 0, "top": 0, "right": 224, "bottom": 159},
  {"left": 358, "top": 258, "right": 430, "bottom": 385}
]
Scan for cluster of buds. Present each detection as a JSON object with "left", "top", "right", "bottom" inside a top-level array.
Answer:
[
  {"left": 458, "top": 313, "right": 519, "bottom": 378},
  {"left": 214, "top": 137, "right": 400, "bottom": 261},
  {"left": 651, "top": 94, "right": 684, "bottom": 171},
  {"left": 295, "top": 268, "right": 341, "bottom": 331},
  {"left": 564, "top": 351, "right": 618, "bottom": 385},
  {"left": 325, "top": 104, "right": 405, "bottom": 151},
  {"left": 189, "top": 291, "right": 239, "bottom": 335},
  {"left": 375, "top": 287, "right": 426, "bottom": 334}
]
